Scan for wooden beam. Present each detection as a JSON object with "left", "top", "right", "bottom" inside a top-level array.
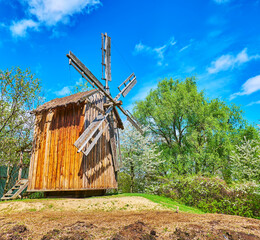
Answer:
[
  {"left": 117, "top": 128, "right": 122, "bottom": 167},
  {"left": 105, "top": 34, "right": 111, "bottom": 82},
  {"left": 113, "top": 107, "right": 124, "bottom": 130},
  {"left": 67, "top": 51, "right": 119, "bottom": 106},
  {"left": 103, "top": 101, "right": 122, "bottom": 108},
  {"left": 108, "top": 116, "right": 119, "bottom": 172}
]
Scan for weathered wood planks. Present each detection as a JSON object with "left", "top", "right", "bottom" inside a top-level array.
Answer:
[{"left": 27, "top": 92, "right": 117, "bottom": 192}]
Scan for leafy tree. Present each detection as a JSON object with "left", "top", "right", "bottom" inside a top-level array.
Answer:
[
  {"left": 133, "top": 77, "right": 255, "bottom": 179},
  {"left": 230, "top": 137, "right": 260, "bottom": 181},
  {"left": 120, "top": 124, "right": 163, "bottom": 193},
  {"left": 0, "top": 67, "right": 41, "bottom": 192}
]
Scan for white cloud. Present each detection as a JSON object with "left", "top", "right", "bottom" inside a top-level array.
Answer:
[
  {"left": 179, "top": 44, "right": 191, "bottom": 52},
  {"left": 27, "top": 0, "right": 100, "bottom": 26},
  {"left": 154, "top": 45, "right": 167, "bottom": 66},
  {"left": 247, "top": 100, "right": 260, "bottom": 107},
  {"left": 134, "top": 42, "right": 151, "bottom": 53},
  {"left": 9, "top": 0, "right": 101, "bottom": 37},
  {"left": 10, "top": 19, "right": 39, "bottom": 37},
  {"left": 53, "top": 78, "right": 87, "bottom": 96},
  {"left": 54, "top": 86, "right": 71, "bottom": 96},
  {"left": 208, "top": 48, "right": 260, "bottom": 74},
  {"left": 213, "top": 0, "right": 230, "bottom": 4},
  {"left": 230, "top": 75, "right": 260, "bottom": 100},
  {"left": 134, "top": 36, "right": 176, "bottom": 66}
]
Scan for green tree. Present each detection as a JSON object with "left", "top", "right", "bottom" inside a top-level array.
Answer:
[
  {"left": 133, "top": 77, "right": 255, "bottom": 179},
  {"left": 0, "top": 67, "right": 41, "bottom": 192}
]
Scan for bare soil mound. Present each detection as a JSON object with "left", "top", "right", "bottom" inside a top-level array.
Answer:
[
  {"left": 41, "top": 221, "right": 95, "bottom": 240},
  {"left": 1, "top": 217, "right": 259, "bottom": 240},
  {"left": 111, "top": 221, "right": 157, "bottom": 240}
]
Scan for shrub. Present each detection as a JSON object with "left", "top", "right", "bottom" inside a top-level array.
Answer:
[
  {"left": 118, "top": 172, "right": 131, "bottom": 193},
  {"left": 27, "top": 191, "right": 44, "bottom": 199},
  {"left": 156, "top": 176, "right": 259, "bottom": 218}
]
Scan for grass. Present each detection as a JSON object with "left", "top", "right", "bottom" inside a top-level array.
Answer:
[
  {"left": 0, "top": 198, "right": 61, "bottom": 204},
  {"left": 109, "top": 193, "right": 205, "bottom": 214}
]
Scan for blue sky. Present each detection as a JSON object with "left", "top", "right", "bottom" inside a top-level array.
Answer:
[{"left": 0, "top": 0, "right": 259, "bottom": 125}]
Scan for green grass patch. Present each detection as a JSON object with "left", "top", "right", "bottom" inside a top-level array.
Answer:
[
  {"left": 0, "top": 198, "right": 62, "bottom": 204},
  {"left": 109, "top": 193, "right": 205, "bottom": 214},
  {"left": 27, "top": 208, "right": 37, "bottom": 212}
]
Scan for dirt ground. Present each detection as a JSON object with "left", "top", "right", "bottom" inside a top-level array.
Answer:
[
  {"left": 0, "top": 197, "right": 164, "bottom": 213},
  {"left": 0, "top": 197, "right": 259, "bottom": 240}
]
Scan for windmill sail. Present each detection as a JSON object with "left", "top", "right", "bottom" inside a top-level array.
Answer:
[
  {"left": 117, "top": 105, "right": 144, "bottom": 134},
  {"left": 74, "top": 106, "right": 113, "bottom": 155},
  {"left": 117, "top": 74, "right": 137, "bottom": 98},
  {"left": 127, "top": 115, "right": 143, "bottom": 135},
  {"left": 83, "top": 122, "right": 109, "bottom": 157}
]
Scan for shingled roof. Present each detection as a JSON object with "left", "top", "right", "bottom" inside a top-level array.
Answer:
[
  {"left": 34, "top": 89, "right": 98, "bottom": 113},
  {"left": 33, "top": 89, "right": 124, "bottom": 129}
]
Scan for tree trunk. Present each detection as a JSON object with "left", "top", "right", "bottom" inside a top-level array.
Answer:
[
  {"left": 3, "top": 162, "right": 12, "bottom": 194},
  {"left": 18, "top": 151, "right": 23, "bottom": 181},
  {"left": 130, "top": 161, "right": 134, "bottom": 193}
]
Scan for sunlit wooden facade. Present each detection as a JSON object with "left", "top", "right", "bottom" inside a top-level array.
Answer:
[{"left": 28, "top": 90, "right": 122, "bottom": 195}]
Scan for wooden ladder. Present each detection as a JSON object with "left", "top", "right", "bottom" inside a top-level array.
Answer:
[{"left": 1, "top": 179, "right": 28, "bottom": 200}]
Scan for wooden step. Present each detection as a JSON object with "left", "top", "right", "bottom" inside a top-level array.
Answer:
[{"left": 1, "top": 179, "right": 28, "bottom": 201}]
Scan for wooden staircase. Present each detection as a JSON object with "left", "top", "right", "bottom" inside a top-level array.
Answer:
[{"left": 1, "top": 179, "right": 28, "bottom": 200}]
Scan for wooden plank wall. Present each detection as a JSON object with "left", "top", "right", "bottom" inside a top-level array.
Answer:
[{"left": 28, "top": 93, "right": 117, "bottom": 191}]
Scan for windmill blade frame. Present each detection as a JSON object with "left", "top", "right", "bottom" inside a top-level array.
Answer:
[
  {"left": 117, "top": 74, "right": 137, "bottom": 98},
  {"left": 74, "top": 106, "right": 113, "bottom": 154},
  {"left": 67, "top": 51, "right": 143, "bottom": 134},
  {"left": 67, "top": 51, "right": 117, "bottom": 106}
]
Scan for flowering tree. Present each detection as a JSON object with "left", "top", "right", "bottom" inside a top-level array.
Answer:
[
  {"left": 230, "top": 137, "right": 260, "bottom": 181},
  {"left": 120, "top": 124, "right": 163, "bottom": 193}
]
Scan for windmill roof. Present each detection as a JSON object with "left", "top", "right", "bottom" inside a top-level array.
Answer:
[
  {"left": 34, "top": 89, "right": 98, "bottom": 113},
  {"left": 33, "top": 89, "right": 124, "bottom": 129}
]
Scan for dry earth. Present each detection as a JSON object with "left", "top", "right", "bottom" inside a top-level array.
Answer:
[{"left": 0, "top": 196, "right": 259, "bottom": 240}]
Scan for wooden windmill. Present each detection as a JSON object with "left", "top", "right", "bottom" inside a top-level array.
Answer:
[{"left": 22, "top": 33, "right": 142, "bottom": 198}]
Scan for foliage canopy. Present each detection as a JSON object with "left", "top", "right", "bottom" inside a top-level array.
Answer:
[
  {"left": 133, "top": 77, "right": 258, "bottom": 181},
  {"left": 0, "top": 67, "right": 41, "bottom": 166}
]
